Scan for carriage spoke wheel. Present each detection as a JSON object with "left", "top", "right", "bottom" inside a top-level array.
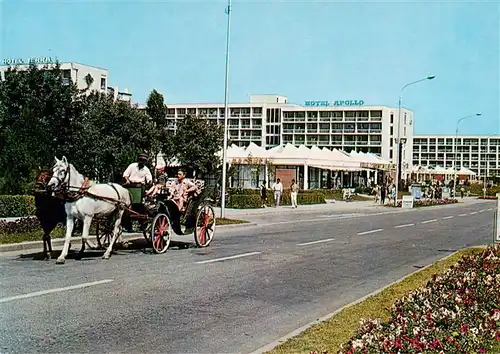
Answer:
[
  {"left": 195, "top": 204, "right": 215, "bottom": 248},
  {"left": 96, "top": 221, "right": 113, "bottom": 249},
  {"left": 151, "top": 213, "right": 171, "bottom": 254}
]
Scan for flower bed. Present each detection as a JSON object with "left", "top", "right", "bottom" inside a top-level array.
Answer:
[
  {"left": 386, "top": 198, "right": 459, "bottom": 208},
  {"left": 339, "top": 245, "right": 500, "bottom": 353},
  {"left": 478, "top": 196, "right": 498, "bottom": 200}
]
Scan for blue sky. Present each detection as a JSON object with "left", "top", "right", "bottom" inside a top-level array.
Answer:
[{"left": 2, "top": 0, "right": 499, "bottom": 135}]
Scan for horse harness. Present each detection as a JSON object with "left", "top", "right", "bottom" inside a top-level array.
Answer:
[{"left": 55, "top": 165, "right": 127, "bottom": 210}]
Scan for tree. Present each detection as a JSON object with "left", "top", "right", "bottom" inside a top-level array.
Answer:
[
  {"left": 145, "top": 89, "right": 172, "bottom": 176},
  {"left": 172, "top": 115, "right": 224, "bottom": 177},
  {"left": 0, "top": 62, "right": 82, "bottom": 193},
  {"left": 71, "top": 91, "right": 156, "bottom": 182}
]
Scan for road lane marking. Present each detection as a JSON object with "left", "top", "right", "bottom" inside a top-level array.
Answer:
[
  {"left": 458, "top": 213, "right": 467, "bottom": 216},
  {"left": 469, "top": 211, "right": 477, "bottom": 215},
  {"left": 0, "top": 279, "right": 114, "bottom": 304},
  {"left": 394, "top": 223, "right": 414, "bottom": 228},
  {"left": 478, "top": 209, "right": 485, "bottom": 213},
  {"left": 421, "top": 219, "right": 437, "bottom": 224},
  {"left": 443, "top": 216, "right": 454, "bottom": 220},
  {"left": 357, "top": 228, "right": 384, "bottom": 235},
  {"left": 195, "top": 252, "right": 261, "bottom": 264},
  {"left": 297, "top": 238, "right": 335, "bottom": 246}
]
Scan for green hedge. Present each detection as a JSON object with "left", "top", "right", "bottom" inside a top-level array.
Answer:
[
  {"left": 0, "top": 195, "right": 36, "bottom": 217},
  {"left": 227, "top": 189, "right": 326, "bottom": 209},
  {"left": 466, "top": 184, "right": 500, "bottom": 196}
]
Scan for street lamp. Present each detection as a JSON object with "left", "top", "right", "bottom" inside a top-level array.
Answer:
[
  {"left": 394, "top": 75, "right": 435, "bottom": 205},
  {"left": 453, "top": 113, "right": 482, "bottom": 198},
  {"left": 220, "top": 0, "right": 232, "bottom": 218}
]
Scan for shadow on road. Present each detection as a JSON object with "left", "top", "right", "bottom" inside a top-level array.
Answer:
[{"left": 16, "top": 237, "right": 195, "bottom": 261}]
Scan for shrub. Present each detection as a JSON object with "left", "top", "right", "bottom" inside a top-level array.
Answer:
[
  {"left": 0, "top": 195, "right": 36, "bottom": 217},
  {"left": 466, "top": 184, "right": 500, "bottom": 197},
  {"left": 227, "top": 189, "right": 326, "bottom": 209},
  {"left": 339, "top": 245, "right": 500, "bottom": 353}
]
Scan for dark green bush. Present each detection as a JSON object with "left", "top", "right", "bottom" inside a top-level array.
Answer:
[
  {"left": 227, "top": 189, "right": 326, "bottom": 209},
  {"left": 0, "top": 195, "right": 36, "bottom": 217},
  {"left": 466, "top": 184, "right": 500, "bottom": 196}
]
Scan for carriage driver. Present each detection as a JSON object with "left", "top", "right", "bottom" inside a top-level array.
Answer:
[{"left": 123, "top": 153, "right": 153, "bottom": 186}]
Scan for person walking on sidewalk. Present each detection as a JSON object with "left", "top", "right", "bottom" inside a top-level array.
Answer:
[
  {"left": 272, "top": 178, "right": 283, "bottom": 207},
  {"left": 260, "top": 181, "right": 268, "bottom": 208},
  {"left": 290, "top": 179, "right": 299, "bottom": 208}
]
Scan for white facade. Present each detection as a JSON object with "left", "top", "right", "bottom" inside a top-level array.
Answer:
[
  {"left": 413, "top": 135, "right": 500, "bottom": 178},
  {"left": 160, "top": 94, "right": 414, "bottom": 171},
  {"left": 0, "top": 61, "right": 109, "bottom": 94},
  {"left": 107, "top": 86, "right": 132, "bottom": 103}
]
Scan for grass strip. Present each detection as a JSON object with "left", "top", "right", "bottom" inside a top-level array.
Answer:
[
  {"left": 267, "top": 246, "right": 487, "bottom": 354},
  {"left": 0, "top": 218, "right": 249, "bottom": 244},
  {"left": 216, "top": 218, "right": 249, "bottom": 225}
]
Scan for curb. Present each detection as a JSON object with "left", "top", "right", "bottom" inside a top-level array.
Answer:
[
  {"left": 248, "top": 250, "right": 461, "bottom": 354},
  {"left": 0, "top": 222, "right": 258, "bottom": 254}
]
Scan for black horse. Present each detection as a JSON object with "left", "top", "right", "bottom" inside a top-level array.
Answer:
[{"left": 34, "top": 170, "right": 81, "bottom": 260}]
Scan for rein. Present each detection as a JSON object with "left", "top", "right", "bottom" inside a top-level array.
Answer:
[{"left": 51, "top": 164, "right": 129, "bottom": 210}]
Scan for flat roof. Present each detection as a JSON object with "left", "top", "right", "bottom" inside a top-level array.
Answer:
[{"left": 0, "top": 61, "right": 108, "bottom": 71}]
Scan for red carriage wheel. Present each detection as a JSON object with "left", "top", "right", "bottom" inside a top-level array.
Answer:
[
  {"left": 194, "top": 204, "right": 215, "bottom": 247},
  {"left": 151, "top": 213, "right": 171, "bottom": 254}
]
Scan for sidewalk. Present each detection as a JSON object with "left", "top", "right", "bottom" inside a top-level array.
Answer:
[{"left": 215, "top": 199, "right": 386, "bottom": 219}]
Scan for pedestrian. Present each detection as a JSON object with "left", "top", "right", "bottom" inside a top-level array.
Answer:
[
  {"left": 261, "top": 181, "right": 267, "bottom": 208},
  {"left": 380, "top": 185, "right": 386, "bottom": 205},
  {"left": 290, "top": 179, "right": 299, "bottom": 208},
  {"left": 272, "top": 178, "right": 283, "bottom": 207}
]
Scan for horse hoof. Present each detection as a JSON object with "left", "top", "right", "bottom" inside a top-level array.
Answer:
[
  {"left": 102, "top": 254, "right": 110, "bottom": 260},
  {"left": 56, "top": 258, "right": 66, "bottom": 264}
]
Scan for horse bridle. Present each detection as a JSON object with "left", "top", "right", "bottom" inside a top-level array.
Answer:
[{"left": 50, "top": 165, "right": 71, "bottom": 193}]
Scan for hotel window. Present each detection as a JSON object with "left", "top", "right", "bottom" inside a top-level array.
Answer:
[
  {"left": 390, "top": 113, "right": 394, "bottom": 124},
  {"left": 390, "top": 126, "right": 393, "bottom": 135},
  {"left": 370, "top": 110, "right": 382, "bottom": 118},
  {"left": 100, "top": 77, "right": 106, "bottom": 90},
  {"left": 252, "top": 107, "right": 262, "bottom": 117},
  {"left": 345, "top": 111, "right": 356, "bottom": 120}
]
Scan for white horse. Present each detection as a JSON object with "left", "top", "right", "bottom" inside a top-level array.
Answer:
[{"left": 47, "top": 156, "right": 132, "bottom": 264}]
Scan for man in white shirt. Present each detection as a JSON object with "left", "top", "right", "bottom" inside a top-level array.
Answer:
[
  {"left": 272, "top": 178, "right": 283, "bottom": 207},
  {"left": 123, "top": 153, "right": 153, "bottom": 186}
]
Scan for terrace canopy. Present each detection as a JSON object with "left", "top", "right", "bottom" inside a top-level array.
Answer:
[{"left": 225, "top": 142, "right": 392, "bottom": 171}]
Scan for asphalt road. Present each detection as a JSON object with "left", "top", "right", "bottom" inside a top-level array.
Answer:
[{"left": 0, "top": 200, "right": 496, "bottom": 354}]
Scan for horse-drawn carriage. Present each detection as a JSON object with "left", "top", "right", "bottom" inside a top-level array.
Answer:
[
  {"left": 95, "top": 179, "right": 216, "bottom": 253},
  {"left": 39, "top": 156, "right": 216, "bottom": 264}
]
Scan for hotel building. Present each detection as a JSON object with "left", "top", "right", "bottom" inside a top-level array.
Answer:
[
  {"left": 0, "top": 58, "right": 132, "bottom": 102},
  {"left": 161, "top": 94, "right": 414, "bottom": 171},
  {"left": 412, "top": 135, "right": 500, "bottom": 178}
]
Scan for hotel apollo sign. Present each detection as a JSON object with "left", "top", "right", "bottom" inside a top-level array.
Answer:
[{"left": 304, "top": 100, "right": 365, "bottom": 107}]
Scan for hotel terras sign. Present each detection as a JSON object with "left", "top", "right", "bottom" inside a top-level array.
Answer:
[
  {"left": 304, "top": 100, "right": 364, "bottom": 107},
  {"left": 2, "top": 56, "right": 56, "bottom": 66}
]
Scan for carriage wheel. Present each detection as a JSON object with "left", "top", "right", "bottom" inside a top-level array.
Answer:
[
  {"left": 194, "top": 204, "right": 215, "bottom": 248},
  {"left": 151, "top": 213, "right": 171, "bottom": 254},
  {"left": 96, "top": 221, "right": 113, "bottom": 249}
]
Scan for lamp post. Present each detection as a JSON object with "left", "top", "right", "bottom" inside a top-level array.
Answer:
[
  {"left": 394, "top": 75, "right": 435, "bottom": 205},
  {"left": 453, "top": 113, "right": 482, "bottom": 198},
  {"left": 220, "top": 0, "right": 232, "bottom": 218}
]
